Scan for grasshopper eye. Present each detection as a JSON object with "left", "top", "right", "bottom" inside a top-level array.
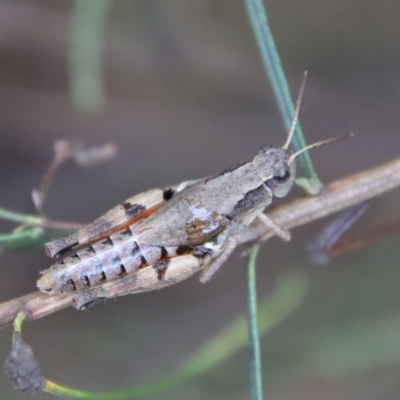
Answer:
[
  {"left": 273, "top": 168, "right": 291, "bottom": 183},
  {"left": 266, "top": 163, "right": 295, "bottom": 198}
]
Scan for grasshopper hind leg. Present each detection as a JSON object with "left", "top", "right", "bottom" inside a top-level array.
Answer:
[{"left": 73, "top": 253, "right": 210, "bottom": 310}]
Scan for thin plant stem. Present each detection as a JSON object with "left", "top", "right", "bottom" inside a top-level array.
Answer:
[
  {"left": 12, "top": 311, "right": 25, "bottom": 334},
  {"left": 244, "top": 0, "right": 322, "bottom": 193},
  {"left": 0, "top": 207, "right": 84, "bottom": 231},
  {"left": 247, "top": 244, "right": 263, "bottom": 400},
  {"left": 69, "top": 0, "right": 110, "bottom": 113},
  {"left": 0, "top": 228, "right": 43, "bottom": 244},
  {"left": 0, "top": 208, "right": 43, "bottom": 225}
]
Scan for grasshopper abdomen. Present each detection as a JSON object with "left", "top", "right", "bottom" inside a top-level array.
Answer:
[{"left": 37, "top": 225, "right": 183, "bottom": 294}]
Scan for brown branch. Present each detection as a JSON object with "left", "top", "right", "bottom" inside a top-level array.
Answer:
[{"left": 1, "top": 156, "right": 399, "bottom": 330}]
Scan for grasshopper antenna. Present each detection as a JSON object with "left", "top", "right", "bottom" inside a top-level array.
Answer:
[
  {"left": 283, "top": 70, "right": 308, "bottom": 150},
  {"left": 289, "top": 133, "right": 354, "bottom": 163}
]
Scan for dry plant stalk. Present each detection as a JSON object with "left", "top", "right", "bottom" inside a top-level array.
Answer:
[{"left": 0, "top": 156, "right": 399, "bottom": 329}]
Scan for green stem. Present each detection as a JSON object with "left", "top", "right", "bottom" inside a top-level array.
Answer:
[
  {"left": 13, "top": 311, "right": 26, "bottom": 334},
  {"left": 0, "top": 227, "right": 43, "bottom": 244},
  {"left": 244, "top": 0, "right": 323, "bottom": 193},
  {"left": 69, "top": 0, "right": 110, "bottom": 113},
  {"left": 247, "top": 244, "right": 263, "bottom": 400},
  {"left": 0, "top": 207, "right": 42, "bottom": 225}
]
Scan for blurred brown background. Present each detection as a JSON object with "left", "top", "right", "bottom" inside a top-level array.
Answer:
[{"left": 0, "top": 1, "right": 400, "bottom": 399}]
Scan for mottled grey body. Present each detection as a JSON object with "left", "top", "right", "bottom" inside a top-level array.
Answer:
[
  {"left": 135, "top": 146, "right": 295, "bottom": 247},
  {"left": 37, "top": 145, "right": 296, "bottom": 307},
  {"left": 42, "top": 225, "right": 183, "bottom": 293},
  {"left": 37, "top": 73, "right": 345, "bottom": 309}
]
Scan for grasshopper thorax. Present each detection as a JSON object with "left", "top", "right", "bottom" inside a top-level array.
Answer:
[{"left": 252, "top": 145, "right": 296, "bottom": 198}]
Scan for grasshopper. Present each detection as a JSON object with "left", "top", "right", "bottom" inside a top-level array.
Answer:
[{"left": 37, "top": 79, "right": 346, "bottom": 310}]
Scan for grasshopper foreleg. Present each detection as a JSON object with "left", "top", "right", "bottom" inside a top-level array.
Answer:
[{"left": 199, "top": 238, "right": 238, "bottom": 283}]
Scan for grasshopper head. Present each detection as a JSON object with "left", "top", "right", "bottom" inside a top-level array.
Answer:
[{"left": 253, "top": 145, "right": 296, "bottom": 198}]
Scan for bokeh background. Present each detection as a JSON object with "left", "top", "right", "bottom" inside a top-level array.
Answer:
[{"left": 0, "top": 1, "right": 400, "bottom": 399}]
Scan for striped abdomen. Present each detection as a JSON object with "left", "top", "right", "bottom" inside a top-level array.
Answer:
[{"left": 37, "top": 225, "right": 181, "bottom": 294}]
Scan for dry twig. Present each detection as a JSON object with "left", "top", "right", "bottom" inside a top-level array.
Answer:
[{"left": 0, "top": 156, "right": 399, "bottom": 329}]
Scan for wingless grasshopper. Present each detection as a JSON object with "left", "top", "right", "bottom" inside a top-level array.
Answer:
[{"left": 37, "top": 79, "right": 347, "bottom": 310}]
